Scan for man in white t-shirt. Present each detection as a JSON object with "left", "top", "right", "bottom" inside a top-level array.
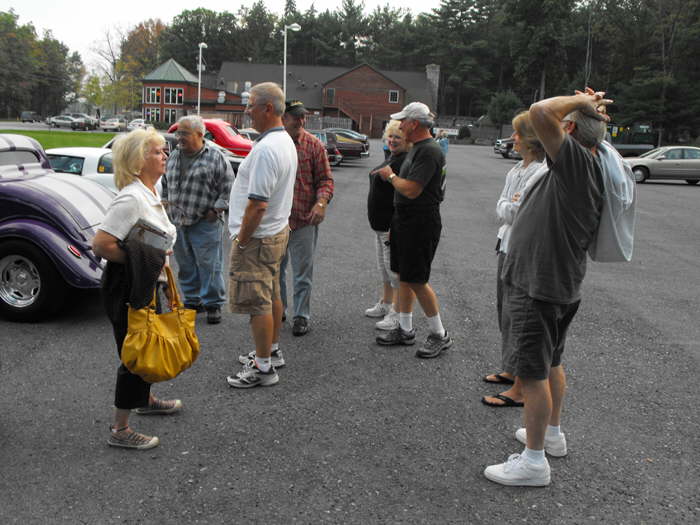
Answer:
[{"left": 226, "top": 82, "right": 298, "bottom": 389}]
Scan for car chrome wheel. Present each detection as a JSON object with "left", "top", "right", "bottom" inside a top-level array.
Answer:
[
  {"left": 0, "top": 255, "right": 41, "bottom": 308},
  {"left": 632, "top": 167, "right": 648, "bottom": 183}
]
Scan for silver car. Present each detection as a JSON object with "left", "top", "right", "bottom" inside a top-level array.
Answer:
[{"left": 628, "top": 146, "right": 700, "bottom": 185}]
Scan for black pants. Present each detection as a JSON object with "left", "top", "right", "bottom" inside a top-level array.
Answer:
[{"left": 102, "top": 262, "right": 151, "bottom": 410}]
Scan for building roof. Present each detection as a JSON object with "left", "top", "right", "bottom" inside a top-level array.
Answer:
[{"left": 143, "top": 58, "right": 199, "bottom": 83}]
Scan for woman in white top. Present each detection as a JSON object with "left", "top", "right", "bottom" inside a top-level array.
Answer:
[
  {"left": 482, "top": 111, "right": 546, "bottom": 408},
  {"left": 93, "top": 128, "right": 179, "bottom": 450}
]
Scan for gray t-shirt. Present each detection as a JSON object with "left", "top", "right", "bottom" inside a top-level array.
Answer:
[{"left": 501, "top": 135, "right": 604, "bottom": 304}]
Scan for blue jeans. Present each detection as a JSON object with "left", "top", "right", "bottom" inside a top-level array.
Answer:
[
  {"left": 173, "top": 218, "right": 227, "bottom": 308},
  {"left": 279, "top": 224, "right": 318, "bottom": 320}
]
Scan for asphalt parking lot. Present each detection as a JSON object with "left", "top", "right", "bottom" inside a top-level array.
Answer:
[{"left": 1, "top": 140, "right": 698, "bottom": 524}]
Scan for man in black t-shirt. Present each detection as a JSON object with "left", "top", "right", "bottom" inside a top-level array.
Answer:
[
  {"left": 484, "top": 88, "right": 612, "bottom": 487},
  {"left": 373, "top": 102, "right": 451, "bottom": 359}
]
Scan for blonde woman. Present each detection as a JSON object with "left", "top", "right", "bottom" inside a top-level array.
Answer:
[
  {"left": 365, "top": 120, "right": 411, "bottom": 330},
  {"left": 93, "top": 128, "right": 180, "bottom": 449},
  {"left": 482, "top": 111, "right": 546, "bottom": 408}
]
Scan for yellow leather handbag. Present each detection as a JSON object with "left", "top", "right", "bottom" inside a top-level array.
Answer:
[{"left": 121, "top": 266, "right": 200, "bottom": 383}]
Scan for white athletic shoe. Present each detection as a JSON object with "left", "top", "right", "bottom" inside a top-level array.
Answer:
[
  {"left": 365, "top": 301, "right": 391, "bottom": 318},
  {"left": 484, "top": 453, "right": 551, "bottom": 487},
  {"left": 375, "top": 309, "right": 399, "bottom": 330},
  {"left": 515, "top": 428, "right": 567, "bottom": 457},
  {"left": 238, "top": 349, "right": 285, "bottom": 368}
]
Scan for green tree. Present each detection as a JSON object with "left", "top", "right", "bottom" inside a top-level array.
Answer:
[{"left": 488, "top": 90, "right": 522, "bottom": 137}]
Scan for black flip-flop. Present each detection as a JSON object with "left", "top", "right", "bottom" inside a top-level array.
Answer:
[
  {"left": 481, "top": 394, "right": 524, "bottom": 407},
  {"left": 482, "top": 373, "right": 515, "bottom": 385}
]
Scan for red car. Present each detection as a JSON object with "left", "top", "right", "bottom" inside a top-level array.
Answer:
[{"left": 168, "top": 119, "right": 253, "bottom": 157}]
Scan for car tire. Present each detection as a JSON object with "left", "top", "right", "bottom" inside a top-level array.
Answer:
[
  {"left": 0, "top": 240, "right": 67, "bottom": 322},
  {"left": 632, "top": 167, "right": 648, "bottom": 183},
  {"left": 501, "top": 153, "right": 509, "bottom": 158},
  {"left": 685, "top": 179, "right": 699, "bottom": 185}
]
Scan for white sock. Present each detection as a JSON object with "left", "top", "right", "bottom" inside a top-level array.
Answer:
[
  {"left": 522, "top": 447, "right": 546, "bottom": 464},
  {"left": 426, "top": 313, "right": 445, "bottom": 337},
  {"left": 546, "top": 425, "right": 561, "bottom": 438},
  {"left": 399, "top": 312, "right": 413, "bottom": 331},
  {"left": 271, "top": 342, "right": 279, "bottom": 354},
  {"left": 255, "top": 356, "right": 271, "bottom": 372}
]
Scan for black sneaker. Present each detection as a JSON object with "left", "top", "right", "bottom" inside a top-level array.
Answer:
[
  {"left": 376, "top": 327, "right": 416, "bottom": 346},
  {"left": 206, "top": 306, "right": 222, "bottom": 324},
  {"left": 292, "top": 316, "right": 309, "bottom": 336},
  {"left": 184, "top": 302, "right": 205, "bottom": 313},
  {"left": 415, "top": 330, "right": 453, "bottom": 358}
]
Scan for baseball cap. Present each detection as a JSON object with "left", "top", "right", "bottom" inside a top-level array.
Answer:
[
  {"left": 390, "top": 101, "right": 434, "bottom": 121},
  {"left": 285, "top": 100, "right": 308, "bottom": 117}
]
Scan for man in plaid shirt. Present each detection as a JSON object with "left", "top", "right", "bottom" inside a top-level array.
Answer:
[
  {"left": 280, "top": 100, "right": 334, "bottom": 336},
  {"left": 162, "top": 115, "right": 234, "bottom": 324}
]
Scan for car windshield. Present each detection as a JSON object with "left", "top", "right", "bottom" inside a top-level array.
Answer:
[
  {"left": 0, "top": 150, "right": 40, "bottom": 166},
  {"left": 48, "top": 155, "right": 84, "bottom": 175},
  {"left": 221, "top": 123, "right": 240, "bottom": 137},
  {"left": 639, "top": 147, "right": 668, "bottom": 159}
]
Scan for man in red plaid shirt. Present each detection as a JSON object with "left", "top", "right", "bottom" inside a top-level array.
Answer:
[{"left": 280, "top": 100, "right": 334, "bottom": 336}]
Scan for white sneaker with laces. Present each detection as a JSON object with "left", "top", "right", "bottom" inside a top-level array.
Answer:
[
  {"left": 238, "top": 350, "right": 285, "bottom": 368},
  {"left": 365, "top": 301, "right": 391, "bottom": 318},
  {"left": 375, "top": 309, "right": 399, "bottom": 330},
  {"left": 227, "top": 361, "right": 279, "bottom": 389},
  {"left": 484, "top": 453, "right": 551, "bottom": 486},
  {"left": 515, "top": 428, "right": 567, "bottom": 457}
]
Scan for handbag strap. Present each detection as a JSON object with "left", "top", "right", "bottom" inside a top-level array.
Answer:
[{"left": 163, "top": 266, "right": 183, "bottom": 308}]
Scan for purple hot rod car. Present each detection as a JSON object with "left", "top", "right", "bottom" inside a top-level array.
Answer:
[{"left": 0, "top": 134, "right": 114, "bottom": 321}]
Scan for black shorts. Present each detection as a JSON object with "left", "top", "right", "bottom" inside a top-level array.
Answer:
[
  {"left": 501, "top": 283, "right": 580, "bottom": 380},
  {"left": 389, "top": 207, "right": 441, "bottom": 284}
]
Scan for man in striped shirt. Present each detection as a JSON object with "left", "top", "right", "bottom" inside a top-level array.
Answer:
[{"left": 280, "top": 100, "right": 334, "bottom": 336}]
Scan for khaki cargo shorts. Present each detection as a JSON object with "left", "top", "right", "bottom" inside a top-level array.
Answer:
[{"left": 229, "top": 227, "right": 289, "bottom": 315}]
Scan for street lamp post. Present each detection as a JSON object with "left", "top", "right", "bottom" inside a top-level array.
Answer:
[
  {"left": 283, "top": 23, "right": 301, "bottom": 98},
  {"left": 197, "top": 42, "right": 208, "bottom": 115}
]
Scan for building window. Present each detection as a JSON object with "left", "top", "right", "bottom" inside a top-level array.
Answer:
[
  {"left": 144, "top": 87, "right": 161, "bottom": 104},
  {"left": 165, "top": 108, "right": 177, "bottom": 123},
  {"left": 389, "top": 90, "right": 399, "bottom": 103},
  {"left": 326, "top": 88, "right": 335, "bottom": 105},
  {"left": 164, "top": 87, "right": 184, "bottom": 105},
  {"left": 144, "top": 107, "right": 161, "bottom": 122}
]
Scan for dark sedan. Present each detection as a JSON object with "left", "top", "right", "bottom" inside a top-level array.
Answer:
[
  {"left": 324, "top": 128, "right": 370, "bottom": 158},
  {"left": 308, "top": 130, "right": 343, "bottom": 167},
  {"left": 0, "top": 134, "right": 113, "bottom": 321}
]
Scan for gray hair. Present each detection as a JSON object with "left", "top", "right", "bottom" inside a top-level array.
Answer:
[
  {"left": 564, "top": 111, "right": 606, "bottom": 148},
  {"left": 250, "top": 82, "right": 285, "bottom": 116},
  {"left": 178, "top": 115, "right": 205, "bottom": 134}
]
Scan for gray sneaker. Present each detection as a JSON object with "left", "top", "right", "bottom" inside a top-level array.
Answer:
[
  {"left": 134, "top": 398, "right": 182, "bottom": 415},
  {"left": 108, "top": 426, "right": 160, "bottom": 450},
  {"left": 376, "top": 327, "right": 416, "bottom": 346},
  {"left": 415, "top": 330, "right": 453, "bottom": 358},
  {"left": 238, "top": 350, "right": 285, "bottom": 368},
  {"left": 227, "top": 361, "right": 279, "bottom": 389}
]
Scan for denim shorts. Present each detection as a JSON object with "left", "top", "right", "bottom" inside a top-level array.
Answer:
[
  {"left": 229, "top": 228, "right": 289, "bottom": 315},
  {"left": 501, "top": 283, "right": 580, "bottom": 380}
]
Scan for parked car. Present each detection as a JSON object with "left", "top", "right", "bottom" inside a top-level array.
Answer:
[
  {"left": 46, "top": 147, "right": 116, "bottom": 191},
  {"left": 20, "top": 111, "right": 42, "bottom": 123},
  {"left": 627, "top": 146, "right": 700, "bottom": 184},
  {"left": 167, "top": 119, "right": 253, "bottom": 157},
  {"left": 100, "top": 117, "right": 128, "bottom": 132},
  {"left": 102, "top": 132, "right": 242, "bottom": 175},
  {"left": 324, "top": 128, "right": 370, "bottom": 157},
  {"left": 127, "top": 118, "right": 147, "bottom": 131},
  {"left": 493, "top": 137, "right": 512, "bottom": 158},
  {"left": 47, "top": 115, "right": 78, "bottom": 129},
  {"left": 0, "top": 134, "right": 113, "bottom": 321},
  {"left": 70, "top": 113, "right": 98, "bottom": 130},
  {"left": 238, "top": 127, "right": 260, "bottom": 142},
  {"left": 308, "top": 130, "right": 343, "bottom": 167}
]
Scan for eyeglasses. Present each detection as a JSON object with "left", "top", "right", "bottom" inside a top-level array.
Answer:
[{"left": 174, "top": 130, "right": 192, "bottom": 137}]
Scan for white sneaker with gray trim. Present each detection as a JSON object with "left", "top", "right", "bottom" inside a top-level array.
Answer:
[
  {"left": 515, "top": 428, "right": 567, "bottom": 457},
  {"left": 227, "top": 361, "right": 279, "bottom": 389},
  {"left": 365, "top": 301, "right": 391, "bottom": 318},
  {"left": 484, "top": 453, "right": 551, "bottom": 486},
  {"left": 238, "top": 349, "right": 285, "bottom": 368},
  {"left": 375, "top": 310, "right": 399, "bottom": 331}
]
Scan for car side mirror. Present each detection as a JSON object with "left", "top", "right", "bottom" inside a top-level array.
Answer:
[{"left": 657, "top": 155, "right": 666, "bottom": 160}]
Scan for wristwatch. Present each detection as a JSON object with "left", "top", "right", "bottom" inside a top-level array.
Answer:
[
  {"left": 388, "top": 173, "right": 397, "bottom": 182},
  {"left": 316, "top": 201, "right": 326, "bottom": 208}
]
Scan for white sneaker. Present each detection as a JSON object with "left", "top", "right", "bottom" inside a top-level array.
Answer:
[
  {"left": 227, "top": 361, "right": 279, "bottom": 389},
  {"left": 238, "top": 349, "right": 285, "bottom": 368},
  {"left": 375, "top": 309, "right": 399, "bottom": 330},
  {"left": 515, "top": 428, "right": 567, "bottom": 457},
  {"left": 365, "top": 301, "right": 391, "bottom": 318},
  {"left": 484, "top": 453, "right": 551, "bottom": 487}
]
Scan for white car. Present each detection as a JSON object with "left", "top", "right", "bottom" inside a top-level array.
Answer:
[
  {"left": 100, "top": 118, "right": 127, "bottom": 132},
  {"left": 127, "top": 118, "right": 147, "bottom": 131},
  {"left": 46, "top": 147, "right": 118, "bottom": 192}
]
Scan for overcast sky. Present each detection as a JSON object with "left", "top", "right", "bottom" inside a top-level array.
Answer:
[{"left": 4, "top": 1, "right": 442, "bottom": 71}]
